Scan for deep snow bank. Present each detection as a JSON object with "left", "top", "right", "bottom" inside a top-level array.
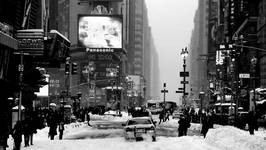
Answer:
[{"left": 206, "top": 126, "right": 266, "bottom": 150}]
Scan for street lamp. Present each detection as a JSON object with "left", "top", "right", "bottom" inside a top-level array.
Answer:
[{"left": 180, "top": 47, "right": 189, "bottom": 106}]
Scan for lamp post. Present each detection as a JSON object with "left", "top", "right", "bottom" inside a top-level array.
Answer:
[{"left": 180, "top": 47, "right": 189, "bottom": 106}]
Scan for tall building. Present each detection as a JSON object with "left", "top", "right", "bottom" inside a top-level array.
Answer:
[
  {"left": 127, "top": 0, "right": 157, "bottom": 103},
  {"left": 128, "top": 0, "right": 144, "bottom": 76},
  {"left": 258, "top": 0, "right": 266, "bottom": 87},
  {"left": 54, "top": 0, "right": 129, "bottom": 109},
  {"left": 188, "top": 0, "right": 209, "bottom": 106},
  {"left": 37, "top": 0, "right": 158, "bottom": 109},
  {"left": 149, "top": 35, "right": 160, "bottom": 99}
]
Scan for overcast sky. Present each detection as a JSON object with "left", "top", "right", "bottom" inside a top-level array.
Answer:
[{"left": 145, "top": 0, "right": 198, "bottom": 104}]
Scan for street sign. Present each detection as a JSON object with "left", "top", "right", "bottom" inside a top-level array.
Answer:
[
  {"left": 239, "top": 73, "right": 250, "bottom": 78},
  {"left": 181, "top": 81, "right": 189, "bottom": 84},
  {"left": 184, "top": 93, "right": 189, "bottom": 95},
  {"left": 178, "top": 88, "right": 183, "bottom": 90},
  {"left": 180, "top": 72, "right": 189, "bottom": 77},
  {"left": 161, "top": 89, "right": 168, "bottom": 93},
  {"left": 176, "top": 91, "right": 183, "bottom": 93}
]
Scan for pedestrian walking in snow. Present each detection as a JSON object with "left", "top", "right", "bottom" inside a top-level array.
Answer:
[
  {"left": 48, "top": 111, "right": 58, "bottom": 140},
  {"left": 48, "top": 121, "right": 57, "bottom": 140},
  {"left": 58, "top": 122, "right": 64, "bottom": 140},
  {"left": 178, "top": 114, "right": 187, "bottom": 137},
  {"left": 201, "top": 112, "right": 209, "bottom": 138},
  {"left": 159, "top": 111, "right": 164, "bottom": 124},
  {"left": 29, "top": 116, "right": 37, "bottom": 145},
  {"left": 183, "top": 111, "right": 191, "bottom": 135},
  {"left": 248, "top": 111, "right": 256, "bottom": 135},
  {"left": 12, "top": 121, "right": 23, "bottom": 150},
  {"left": 23, "top": 117, "right": 31, "bottom": 147}
]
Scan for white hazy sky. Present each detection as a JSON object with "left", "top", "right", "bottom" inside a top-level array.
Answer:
[{"left": 145, "top": 0, "right": 198, "bottom": 105}]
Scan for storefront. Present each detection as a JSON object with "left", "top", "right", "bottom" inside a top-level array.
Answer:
[{"left": 0, "top": 29, "right": 18, "bottom": 149}]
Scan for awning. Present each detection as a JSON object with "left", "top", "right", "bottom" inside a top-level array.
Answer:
[{"left": 0, "top": 32, "right": 17, "bottom": 49}]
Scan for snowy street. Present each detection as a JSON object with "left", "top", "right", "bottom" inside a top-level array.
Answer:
[{"left": 6, "top": 113, "right": 266, "bottom": 150}]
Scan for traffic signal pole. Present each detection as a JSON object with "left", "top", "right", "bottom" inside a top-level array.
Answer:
[
  {"left": 183, "top": 57, "right": 187, "bottom": 106},
  {"left": 161, "top": 83, "right": 168, "bottom": 119}
]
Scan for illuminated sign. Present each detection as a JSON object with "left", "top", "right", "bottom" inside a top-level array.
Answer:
[
  {"left": 17, "top": 29, "right": 44, "bottom": 56},
  {"left": 78, "top": 15, "right": 122, "bottom": 49}
]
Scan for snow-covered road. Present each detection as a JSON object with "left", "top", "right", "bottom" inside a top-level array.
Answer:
[{"left": 6, "top": 112, "right": 266, "bottom": 150}]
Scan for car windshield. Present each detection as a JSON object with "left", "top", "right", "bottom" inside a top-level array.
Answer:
[{"left": 127, "top": 119, "right": 151, "bottom": 125}]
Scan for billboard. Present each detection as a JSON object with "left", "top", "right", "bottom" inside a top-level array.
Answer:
[{"left": 78, "top": 15, "right": 122, "bottom": 49}]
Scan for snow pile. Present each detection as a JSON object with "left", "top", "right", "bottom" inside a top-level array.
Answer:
[
  {"left": 206, "top": 126, "right": 266, "bottom": 150},
  {"left": 91, "top": 111, "right": 131, "bottom": 122},
  {"left": 6, "top": 113, "right": 266, "bottom": 150}
]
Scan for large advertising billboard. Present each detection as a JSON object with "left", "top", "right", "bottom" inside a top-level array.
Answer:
[{"left": 78, "top": 15, "right": 122, "bottom": 49}]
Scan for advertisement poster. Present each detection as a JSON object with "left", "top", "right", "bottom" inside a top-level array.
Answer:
[{"left": 78, "top": 15, "right": 122, "bottom": 49}]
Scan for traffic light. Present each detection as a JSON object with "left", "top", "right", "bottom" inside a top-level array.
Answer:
[
  {"left": 65, "top": 57, "right": 70, "bottom": 75},
  {"left": 65, "top": 63, "right": 70, "bottom": 75},
  {"left": 71, "top": 62, "right": 78, "bottom": 75}
]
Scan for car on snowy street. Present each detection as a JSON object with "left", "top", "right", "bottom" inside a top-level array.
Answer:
[{"left": 122, "top": 117, "right": 156, "bottom": 142}]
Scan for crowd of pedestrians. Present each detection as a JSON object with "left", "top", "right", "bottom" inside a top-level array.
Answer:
[
  {"left": 10, "top": 107, "right": 68, "bottom": 150},
  {"left": 11, "top": 115, "right": 38, "bottom": 150}
]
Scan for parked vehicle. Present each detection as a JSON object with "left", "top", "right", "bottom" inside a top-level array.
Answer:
[{"left": 122, "top": 117, "right": 156, "bottom": 141}]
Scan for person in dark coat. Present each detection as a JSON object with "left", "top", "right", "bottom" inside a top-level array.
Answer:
[
  {"left": 201, "top": 112, "right": 209, "bottom": 138},
  {"left": 178, "top": 114, "right": 187, "bottom": 137},
  {"left": 183, "top": 112, "right": 191, "bottom": 135},
  {"left": 48, "top": 111, "right": 58, "bottom": 140},
  {"left": 159, "top": 111, "right": 164, "bottom": 124},
  {"left": 48, "top": 122, "right": 57, "bottom": 140},
  {"left": 23, "top": 117, "right": 31, "bottom": 147},
  {"left": 29, "top": 116, "right": 37, "bottom": 145},
  {"left": 12, "top": 121, "right": 23, "bottom": 150},
  {"left": 58, "top": 122, "right": 64, "bottom": 140},
  {"left": 248, "top": 111, "right": 256, "bottom": 135}
]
